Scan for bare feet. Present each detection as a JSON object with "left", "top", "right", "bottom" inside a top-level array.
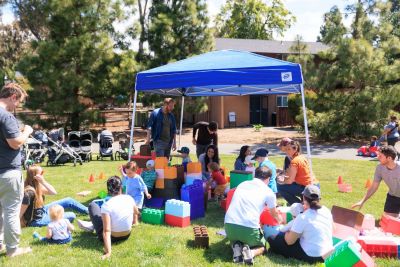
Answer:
[{"left": 7, "top": 247, "right": 32, "bottom": 257}]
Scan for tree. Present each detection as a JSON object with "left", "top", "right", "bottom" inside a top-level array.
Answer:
[
  {"left": 18, "top": 0, "right": 139, "bottom": 130},
  {"left": 214, "top": 0, "right": 295, "bottom": 40},
  {"left": 318, "top": 6, "right": 347, "bottom": 45},
  {"left": 136, "top": 0, "right": 151, "bottom": 62},
  {"left": 147, "top": 0, "right": 213, "bottom": 66}
]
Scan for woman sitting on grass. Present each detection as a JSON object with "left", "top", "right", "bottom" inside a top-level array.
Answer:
[
  {"left": 234, "top": 145, "right": 251, "bottom": 171},
  {"left": 78, "top": 176, "right": 138, "bottom": 260},
  {"left": 198, "top": 144, "right": 220, "bottom": 180},
  {"left": 20, "top": 165, "right": 88, "bottom": 227}
]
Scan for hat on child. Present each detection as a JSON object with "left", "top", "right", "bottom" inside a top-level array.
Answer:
[
  {"left": 177, "top": 147, "right": 190, "bottom": 154},
  {"left": 302, "top": 185, "right": 321, "bottom": 200},
  {"left": 146, "top": 160, "right": 155, "bottom": 167},
  {"left": 252, "top": 148, "right": 269, "bottom": 160},
  {"left": 290, "top": 203, "right": 304, "bottom": 217},
  {"left": 277, "top": 137, "right": 293, "bottom": 147}
]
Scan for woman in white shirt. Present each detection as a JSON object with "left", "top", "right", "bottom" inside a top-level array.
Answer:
[
  {"left": 78, "top": 176, "right": 138, "bottom": 260},
  {"left": 267, "top": 185, "right": 333, "bottom": 264}
]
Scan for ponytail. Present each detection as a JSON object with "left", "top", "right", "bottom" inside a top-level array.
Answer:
[{"left": 303, "top": 196, "right": 322, "bottom": 210}]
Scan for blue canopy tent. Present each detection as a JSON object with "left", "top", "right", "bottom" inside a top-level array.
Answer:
[{"left": 129, "top": 50, "right": 311, "bottom": 165}]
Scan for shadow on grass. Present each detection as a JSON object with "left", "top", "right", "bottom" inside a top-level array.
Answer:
[
  {"left": 70, "top": 232, "right": 102, "bottom": 252},
  {"left": 202, "top": 236, "right": 231, "bottom": 264}
]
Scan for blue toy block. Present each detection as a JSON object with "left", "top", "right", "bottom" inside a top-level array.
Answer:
[
  {"left": 181, "top": 180, "right": 204, "bottom": 220},
  {"left": 144, "top": 197, "right": 165, "bottom": 209},
  {"left": 165, "top": 199, "right": 190, "bottom": 218},
  {"left": 185, "top": 174, "right": 202, "bottom": 186}
]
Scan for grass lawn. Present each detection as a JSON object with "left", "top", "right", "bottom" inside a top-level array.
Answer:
[{"left": 1, "top": 155, "right": 399, "bottom": 267}]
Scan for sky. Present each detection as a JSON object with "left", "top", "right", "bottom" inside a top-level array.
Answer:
[{"left": 1, "top": 0, "right": 353, "bottom": 42}]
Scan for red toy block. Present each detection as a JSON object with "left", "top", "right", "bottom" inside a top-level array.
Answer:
[
  {"left": 226, "top": 188, "right": 236, "bottom": 211},
  {"left": 353, "top": 248, "right": 375, "bottom": 267},
  {"left": 380, "top": 214, "right": 400, "bottom": 235},
  {"left": 260, "top": 208, "right": 279, "bottom": 226},
  {"left": 165, "top": 214, "right": 190, "bottom": 228},
  {"left": 332, "top": 222, "right": 360, "bottom": 241},
  {"left": 357, "top": 238, "right": 398, "bottom": 258}
]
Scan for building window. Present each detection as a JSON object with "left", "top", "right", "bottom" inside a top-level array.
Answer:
[{"left": 277, "top": 95, "right": 288, "bottom": 107}]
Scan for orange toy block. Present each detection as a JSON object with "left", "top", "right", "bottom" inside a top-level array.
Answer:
[
  {"left": 89, "top": 174, "right": 95, "bottom": 183},
  {"left": 155, "top": 157, "right": 168, "bottom": 169},
  {"left": 155, "top": 178, "right": 165, "bottom": 189},
  {"left": 365, "top": 179, "right": 372, "bottom": 189},
  {"left": 380, "top": 214, "right": 400, "bottom": 235},
  {"left": 187, "top": 162, "right": 202, "bottom": 174},
  {"left": 338, "top": 183, "right": 352, "bottom": 192},
  {"left": 337, "top": 176, "right": 343, "bottom": 184},
  {"left": 164, "top": 166, "right": 177, "bottom": 179}
]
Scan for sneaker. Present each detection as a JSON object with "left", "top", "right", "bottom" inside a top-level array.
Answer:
[
  {"left": 242, "top": 245, "right": 254, "bottom": 265},
  {"left": 232, "top": 241, "right": 243, "bottom": 264},
  {"left": 77, "top": 219, "right": 94, "bottom": 232},
  {"left": 32, "top": 231, "right": 43, "bottom": 241}
]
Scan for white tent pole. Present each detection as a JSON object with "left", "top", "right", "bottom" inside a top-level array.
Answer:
[
  {"left": 300, "top": 83, "right": 312, "bottom": 171},
  {"left": 128, "top": 88, "right": 138, "bottom": 160},
  {"left": 178, "top": 95, "right": 185, "bottom": 148}
]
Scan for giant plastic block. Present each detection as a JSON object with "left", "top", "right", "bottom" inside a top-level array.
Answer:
[
  {"left": 225, "top": 188, "right": 236, "bottom": 211},
  {"left": 155, "top": 178, "right": 164, "bottom": 189},
  {"left": 260, "top": 208, "right": 279, "bottom": 226},
  {"left": 380, "top": 214, "right": 400, "bottom": 235},
  {"left": 361, "top": 214, "right": 375, "bottom": 231},
  {"left": 164, "top": 179, "right": 178, "bottom": 189},
  {"left": 193, "top": 225, "right": 209, "bottom": 248},
  {"left": 185, "top": 173, "right": 202, "bottom": 185},
  {"left": 357, "top": 237, "right": 398, "bottom": 258},
  {"left": 187, "top": 162, "right": 202, "bottom": 173},
  {"left": 144, "top": 197, "right": 165, "bottom": 209},
  {"left": 164, "top": 166, "right": 177, "bottom": 179},
  {"left": 141, "top": 208, "right": 165, "bottom": 225},
  {"left": 353, "top": 248, "right": 375, "bottom": 267},
  {"left": 325, "top": 239, "right": 361, "bottom": 267},
  {"left": 155, "top": 169, "right": 164, "bottom": 179},
  {"left": 173, "top": 164, "right": 185, "bottom": 187},
  {"left": 332, "top": 222, "right": 360, "bottom": 242},
  {"left": 165, "top": 199, "right": 190, "bottom": 218},
  {"left": 155, "top": 157, "right": 168, "bottom": 169},
  {"left": 140, "top": 144, "right": 152, "bottom": 156},
  {"left": 165, "top": 214, "right": 190, "bottom": 228},
  {"left": 229, "top": 170, "right": 253, "bottom": 189},
  {"left": 131, "top": 155, "right": 152, "bottom": 168},
  {"left": 181, "top": 180, "right": 204, "bottom": 220},
  {"left": 331, "top": 205, "right": 364, "bottom": 230}
]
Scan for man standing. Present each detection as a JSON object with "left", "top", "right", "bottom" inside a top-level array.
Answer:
[
  {"left": 0, "top": 82, "right": 33, "bottom": 257},
  {"left": 192, "top": 121, "right": 218, "bottom": 158},
  {"left": 145, "top": 98, "right": 177, "bottom": 158},
  {"left": 352, "top": 146, "right": 400, "bottom": 217}
]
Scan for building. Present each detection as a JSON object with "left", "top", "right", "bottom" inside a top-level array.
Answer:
[{"left": 186, "top": 38, "right": 329, "bottom": 129}]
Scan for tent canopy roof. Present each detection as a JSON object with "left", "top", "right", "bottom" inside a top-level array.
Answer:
[{"left": 136, "top": 50, "right": 303, "bottom": 96}]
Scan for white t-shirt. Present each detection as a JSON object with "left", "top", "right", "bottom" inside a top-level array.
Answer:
[
  {"left": 101, "top": 194, "right": 135, "bottom": 232},
  {"left": 48, "top": 219, "right": 70, "bottom": 240},
  {"left": 290, "top": 206, "right": 333, "bottom": 257},
  {"left": 224, "top": 178, "right": 276, "bottom": 229}
]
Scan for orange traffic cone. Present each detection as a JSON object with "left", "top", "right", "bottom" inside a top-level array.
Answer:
[
  {"left": 98, "top": 172, "right": 105, "bottom": 180},
  {"left": 337, "top": 176, "right": 343, "bottom": 184},
  {"left": 365, "top": 179, "right": 372, "bottom": 189},
  {"left": 89, "top": 174, "right": 95, "bottom": 183}
]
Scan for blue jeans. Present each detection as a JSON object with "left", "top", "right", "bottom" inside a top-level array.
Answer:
[
  {"left": 277, "top": 183, "right": 305, "bottom": 205},
  {"left": 43, "top": 235, "right": 72, "bottom": 244},
  {"left": 29, "top": 197, "right": 88, "bottom": 227},
  {"left": 154, "top": 139, "right": 172, "bottom": 158}
]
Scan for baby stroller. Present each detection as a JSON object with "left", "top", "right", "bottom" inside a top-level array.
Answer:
[
  {"left": 21, "top": 136, "right": 47, "bottom": 169},
  {"left": 97, "top": 130, "right": 114, "bottom": 160},
  {"left": 115, "top": 133, "right": 134, "bottom": 161},
  {"left": 47, "top": 131, "right": 83, "bottom": 167},
  {"left": 67, "top": 131, "right": 92, "bottom": 162}
]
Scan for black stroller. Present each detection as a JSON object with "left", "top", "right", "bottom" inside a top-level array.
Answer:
[
  {"left": 97, "top": 130, "right": 114, "bottom": 160},
  {"left": 114, "top": 133, "right": 133, "bottom": 161},
  {"left": 47, "top": 135, "right": 83, "bottom": 167},
  {"left": 21, "top": 136, "right": 47, "bottom": 169},
  {"left": 68, "top": 131, "right": 92, "bottom": 162}
]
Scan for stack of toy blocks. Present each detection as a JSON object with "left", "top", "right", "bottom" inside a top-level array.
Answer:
[
  {"left": 165, "top": 199, "right": 190, "bottom": 227},
  {"left": 357, "top": 237, "right": 398, "bottom": 258},
  {"left": 153, "top": 157, "right": 168, "bottom": 194},
  {"left": 141, "top": 208, "right": 165, "bottom": 225},
  {"left": 380, "top": 214, "right": 400, "bottom": 235},
  {"left": 193, "top": 225, "right": 209, "bottom": 248},
  {"left": 229, "top": 170, "right": 252, "bottom": 189},
  {"left": 173, "top": 164, "right": 185, "bottom": 188},
  {"left": 325, "top": 239, "right": 362, "bottom": 267},
  {"left": 153, "top": 158, "right": 180, "bottom": 200},
  {"left": 181, "top": 179, "right": 205, "bottom": 220},
  {"left": 185, "top": 162, "right": 202, "bottom": 185},
  {"left": 131, "top": 144, "right": 153, "bottom": 168}
]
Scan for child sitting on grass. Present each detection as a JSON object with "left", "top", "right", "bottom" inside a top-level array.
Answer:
[
  {"left": 119, "top": 161, "right": 151, "bottom": 209},
  {"left": 207, "top": 162, "right": 228, "bottom": 201},
  {"left": 33, "top": 204, "right": 74, "bottom": 244},
  {"left": 141, "top": 160, "right": 157, "bottom": 192}
]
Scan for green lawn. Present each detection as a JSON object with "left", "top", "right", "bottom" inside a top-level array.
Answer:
[{"left": 1, "top": 155, "right": 399, "bottom": 267}]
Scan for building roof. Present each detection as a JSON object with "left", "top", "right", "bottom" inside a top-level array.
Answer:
[{"left": 215, "top": 38, "right": 329, "bottom": 55}]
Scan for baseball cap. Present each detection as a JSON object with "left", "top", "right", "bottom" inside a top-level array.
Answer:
[
  {"left": 302, "top": 185, "right": 321, "bottom": 200},
  {"left": 252, "top": 148, "right": 269, "bottom": 160},
  {"left": 277, "top": 137, "right": 293, "bottom": 147},
  {"left": 146, "top": 160, "right": 155, "bottom": 168},
  {"left": 177, "top": 147, "right": 190, "bottom": 154}
]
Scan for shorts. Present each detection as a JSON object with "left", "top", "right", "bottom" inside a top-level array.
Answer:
[
  {"left": 225, "top": 223, "right": 265, "bottom": 248},
  {"left": 384, "top": 193, "right": 400, "bottom": 214}
]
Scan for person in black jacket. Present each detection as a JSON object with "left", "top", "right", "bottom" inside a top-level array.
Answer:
[{"left": 192, "top": 121, "right": 218, "bottom": 159}]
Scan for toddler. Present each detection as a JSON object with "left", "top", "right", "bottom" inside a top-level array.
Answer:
[
  {"left": 119, "top": 161, "right": 151, "bottom": 209},
  {"left": 172, "top": 146, "right": 192, "bottom": 171},
  {"left": 262, "top": 203, "right": 303, "bottom": 238},
  {"left": 33, "top": 204, "right": 74, "bottom": 244},
  {"left": 207, "top": 162, "right": 228, "bottom": 201},
  {"left": 141, "top": 160, "right": 157, "bottom": 192}
]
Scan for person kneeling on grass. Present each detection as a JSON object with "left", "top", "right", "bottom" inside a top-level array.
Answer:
[
  {"left": 78, "top": 176, "right": 138, "bottom": 260},
  {"left": 224, "top": 166, "right": 282, "bottom": 265},
  {"left": 267, "top": 185, "right": 333, "bottom": 264}
]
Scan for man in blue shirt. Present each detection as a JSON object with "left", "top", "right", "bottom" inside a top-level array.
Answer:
[{"left": 145, "top": 98, "right": 177, "bottom": 158}]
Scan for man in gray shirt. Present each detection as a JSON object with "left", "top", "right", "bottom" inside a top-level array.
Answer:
[
  {"left": 0, "top": 83, "right": 33, "bottom": 257},
  {"left": 352, "top": 145, "right": 400, "bottom": 217}
]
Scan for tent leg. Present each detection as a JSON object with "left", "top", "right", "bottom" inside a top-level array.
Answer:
[
  {"left": 128, "top": 89, "right": 138, "bottom": 160},
  {"left": 178, "top": 96, "right": 185, "bottom": 148},
  {"left": 300, "top": 84, "right": 312, "bottom": 171}
]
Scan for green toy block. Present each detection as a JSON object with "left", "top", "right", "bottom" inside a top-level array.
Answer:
[
  {"left": 141, "top": 208, "right": 165, "bottom": 225},
  {"left": 229, "top": 170, "right": 253, "bottom": 189},
  {"left": 325, "top": 240, "right": 361, "bottom": 267},
  {"left": 332, "top": 237, "right": 341, "bottom": 246},
  {"left": 286, "top": 212, "right": 293, "bottom": 223}
]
